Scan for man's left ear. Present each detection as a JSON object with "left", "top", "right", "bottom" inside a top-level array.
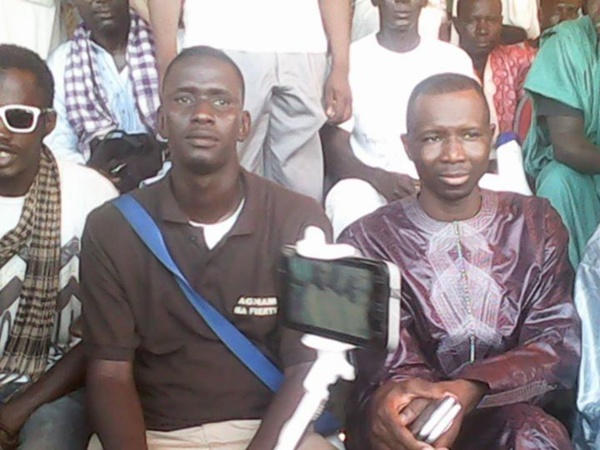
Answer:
[
  {"left": 488, "top": 123, "right": 496, "bottom": 143},
  {"left": 43, "top": 110, "right": 57, "bottom": 137},
  {"left": 453, "top": 16, "right": 465, "bottom": 36},
  {"left": 237, "top": 111, "right": 251, "bottom": 143},
  {"left": 157, "top": 105, "right": 169, "bottom": 140}
]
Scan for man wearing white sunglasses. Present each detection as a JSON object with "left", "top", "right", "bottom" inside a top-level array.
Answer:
[{"left": 0, "top": 44, "right": 117, "bottom": 449}]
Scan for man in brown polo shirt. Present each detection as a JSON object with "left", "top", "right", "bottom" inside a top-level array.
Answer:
[{"left": 80, "top": 46, "right": 334, "bottom": 450}]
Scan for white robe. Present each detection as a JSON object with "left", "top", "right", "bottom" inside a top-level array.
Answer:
[{"left": 0, "top": 0, "right": 63, "bottom": 59}]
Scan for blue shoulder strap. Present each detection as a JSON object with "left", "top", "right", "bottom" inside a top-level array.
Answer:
[
  {"left": 113, "top": 194, "right": 340, "bottom": 435},
  {"left": 113, "top": 194, "right": 284, "bottom": 392}
]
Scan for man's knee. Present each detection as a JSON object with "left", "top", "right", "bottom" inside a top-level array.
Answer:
[
  {"left": 325, "top": 178, "right": 387, "bottom": 238},
  {"left": 19, "top": 390, "right": 90, "bottom": 450},
  {"left": 491, "top": 404, "right": 571, "bottom": 449}
]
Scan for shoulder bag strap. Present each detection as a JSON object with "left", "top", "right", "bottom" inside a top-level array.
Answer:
[{"left": 113, "top": 194, "right": 284, "bottom": 391}]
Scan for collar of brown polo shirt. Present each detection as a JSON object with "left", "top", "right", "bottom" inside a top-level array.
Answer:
[{"left": 150, "top": 169, "right": 258, "bottom": 237}]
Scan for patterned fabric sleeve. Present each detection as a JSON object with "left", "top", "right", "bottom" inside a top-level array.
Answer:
[
  {"left": 340, "top": 224, "right": 438, "bottom": 450},
  {"left": 454, "top": 202, "right": 581, "bottom": 408},
  {"left": 574, "top": 226, "right": 600, "bottom": 449},
  {"left": 338, "top": 225, "right": 437, "bottom": 392}
]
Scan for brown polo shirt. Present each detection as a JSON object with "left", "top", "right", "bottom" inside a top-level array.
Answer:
[{"left": 80, "top": 170, "right": 332, "bottom": 431}]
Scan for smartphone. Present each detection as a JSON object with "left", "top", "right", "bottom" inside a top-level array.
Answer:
[
  {"left": 279, "top": 246, "right": 390, "bottom": 347},
  {"left": 409, "top": 396, "right": 461, "bottom": 444}
]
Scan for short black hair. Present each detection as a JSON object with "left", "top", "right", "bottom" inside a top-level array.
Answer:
[
  {"left": 0, "top": 44, "right": 54, "bottom": 107},
  {"left": 456, "top": 0, "right": 503, "bottom": 18},
  {"left": 162, "top": 46, "right": 245, "bottom": 102},
  {"left": 406, "top": 73, "right": 489, "bottom": 131}
]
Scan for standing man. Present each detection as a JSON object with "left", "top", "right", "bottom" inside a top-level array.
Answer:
[
  {"left": 82, "top": 46, "right": 335, "bottom": 450},
  {"left": 146, "top": 0, "right": 352, "bottom": 201},
  {"left": 323, "top": 0, "right": 474, "bottom": 237},
  {"left": 0, "top": 44, "right": 116, "bottom": 449},
  {"left": 339, "top": 73, "right": 580, "bottom": 450},
  {"left": 451, "top": 0, "right": 541, "bottom": 42}
]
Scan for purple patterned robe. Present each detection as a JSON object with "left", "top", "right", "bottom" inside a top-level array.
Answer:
[{"left": 339, "top": 190, "right": 580, "bottom": 450}]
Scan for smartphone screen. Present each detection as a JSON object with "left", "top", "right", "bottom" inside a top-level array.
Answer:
[{"left": 281, "top": 249, "right": 388, "bottom": 346}]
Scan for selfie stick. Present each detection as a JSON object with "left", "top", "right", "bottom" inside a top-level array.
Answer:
[{"left": 274, "top": 227, "right": 359, "bottom": 450}]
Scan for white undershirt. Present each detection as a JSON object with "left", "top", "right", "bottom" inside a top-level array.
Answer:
[{"left": 189, "top": 200, "right": 245, "bottom": 250}]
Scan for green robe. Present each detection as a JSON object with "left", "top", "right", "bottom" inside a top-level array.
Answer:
[{"left": 524, "top": 16, "right": 600, "bottom": 268}]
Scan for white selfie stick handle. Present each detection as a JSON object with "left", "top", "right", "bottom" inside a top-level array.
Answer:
[
  {"left": 276, "top": 336, "right": 355, "bottom": 450},
  {"left": 274, "top": 227, "right": 358, "bottom": 450}
]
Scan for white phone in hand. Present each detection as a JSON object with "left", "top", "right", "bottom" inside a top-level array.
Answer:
[{"left": 409, "top": 396, "right": 462, "bottom": 444}]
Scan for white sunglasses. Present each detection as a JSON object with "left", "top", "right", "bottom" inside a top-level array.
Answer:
[{"left": 0, "top": 104, "right": 53, "bottom": 134}]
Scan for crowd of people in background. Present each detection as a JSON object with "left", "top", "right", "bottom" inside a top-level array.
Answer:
[{"left": 1, "top": 0, "right": 600, "bottom": 449}]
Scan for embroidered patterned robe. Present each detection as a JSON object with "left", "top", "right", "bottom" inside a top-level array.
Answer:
[{"left": 339, "top": 190, "right": 580, "bottom": 450}]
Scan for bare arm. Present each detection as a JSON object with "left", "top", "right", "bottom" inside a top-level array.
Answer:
[
  {"left": 455, "top": 203, "right": 580, "bottom": 408},
  {"left": 322, "top": 125, "right": 374, "bottom": 184},
  {"left": 547, "top": 115, "right": 600, "bottom": 174},
  {"left": 322, "top": 125, "right": 417, "bottom": 201},
  {"left": 0, "top": 344, "right": 86, "bottom": 434},
  {"left": 318, "top": 0, "right": 352, "bottom": 124},
  {"left": 87, "top": 359, "right": 147, "bottom": 450},
  {"left": 147, "top": 0, "right": 181, "bottom": 82}
]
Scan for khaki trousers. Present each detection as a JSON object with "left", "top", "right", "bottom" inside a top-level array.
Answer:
[
  {"left": 224, "top": 51, "right": 328, "bottom": 202},
  {"left": 88, "top": 419, "right": 336, "bottom": 450}
]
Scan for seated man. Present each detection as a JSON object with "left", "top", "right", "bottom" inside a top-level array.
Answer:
[
  {"left": 324, "top": 0, "right": 474, "bottom": 237},
  {"left": 455, "top": 0, "right": 537, "bottom": 135},
  {"left": 339, "top": 73, "right": 580, "bottom": 450},
  {"left": 574, "top": 224, "right": 600, "bottom": 449},
  {"left": 539, "top": 0, "right": 583, "bottom": 34},
  {"left": 450, "top": 0, "right": 541, "bottom": 42},
  {"left": 44, "top": 0, "right": 160, "bottom": 166},
  {"left": 81, "top": 46, "right": 335, "bottom": 450},
  {"left": 523, "top": 0, "right": 600, "bottom": 268},
  {"left": 0, "top": 44, "right": 116, "bottom": 449},
  {"left": 351, "top": 0, "right": 451, "bottom": 42}
]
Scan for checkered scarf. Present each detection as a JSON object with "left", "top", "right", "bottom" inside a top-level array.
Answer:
[
  {"left": 0, "top": 147, "right": 61, "bottom": 380},
  {"left": 64, "top": 11, "right": 160, "bottom": 157}
]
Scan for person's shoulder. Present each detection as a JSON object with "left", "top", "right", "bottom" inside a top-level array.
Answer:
[
  {"left": 57, "top": 160, "right": 118, "bottom": 207},
  {"left": 495, "top": 190, "right": 546, "bottom": 211},
  {"left": 495, "top": 191, "right": 563, "bottom": 231},
  {"left": 46, "top": 41, "right": 73, "bottom": 73},
  {"left": 424, "top": 39, "right": 467, "bottom": 55},
  {"left": 343, "top": 197, "right": 412, "bottom": 239},
  {"left": 350, "top": 33, "right": 379, "bottom": 54},
  {"left": 497, "top": 42, "right": 537, "bottom": 60},
  {"left": 247, "top": 172, "right": 324, "bottom": 216},
  {"left": 554, "top": 15, "right": 592, "bottom": 37},
  {"left": 421, "top": 40, "right": 474, "bottom": 75},
  {"left": 540, "top": 16, "right": 594, "bottom": 48},
  {"left": 244, "top": 172, "right": 331, "bottom": 238}
]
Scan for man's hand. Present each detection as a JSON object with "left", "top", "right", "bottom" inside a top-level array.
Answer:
[
  {"left": 324, "top": 66, "right": 352, "bottom": 125},
  {"left": 430, "top": 380, "right": 488, "bottom": 449},
  {"left": 371, "top": 170, "right": 420, "bottom": 202},
  {"left": 368, "top": 379, "right": 449, "bottom": 450}
]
